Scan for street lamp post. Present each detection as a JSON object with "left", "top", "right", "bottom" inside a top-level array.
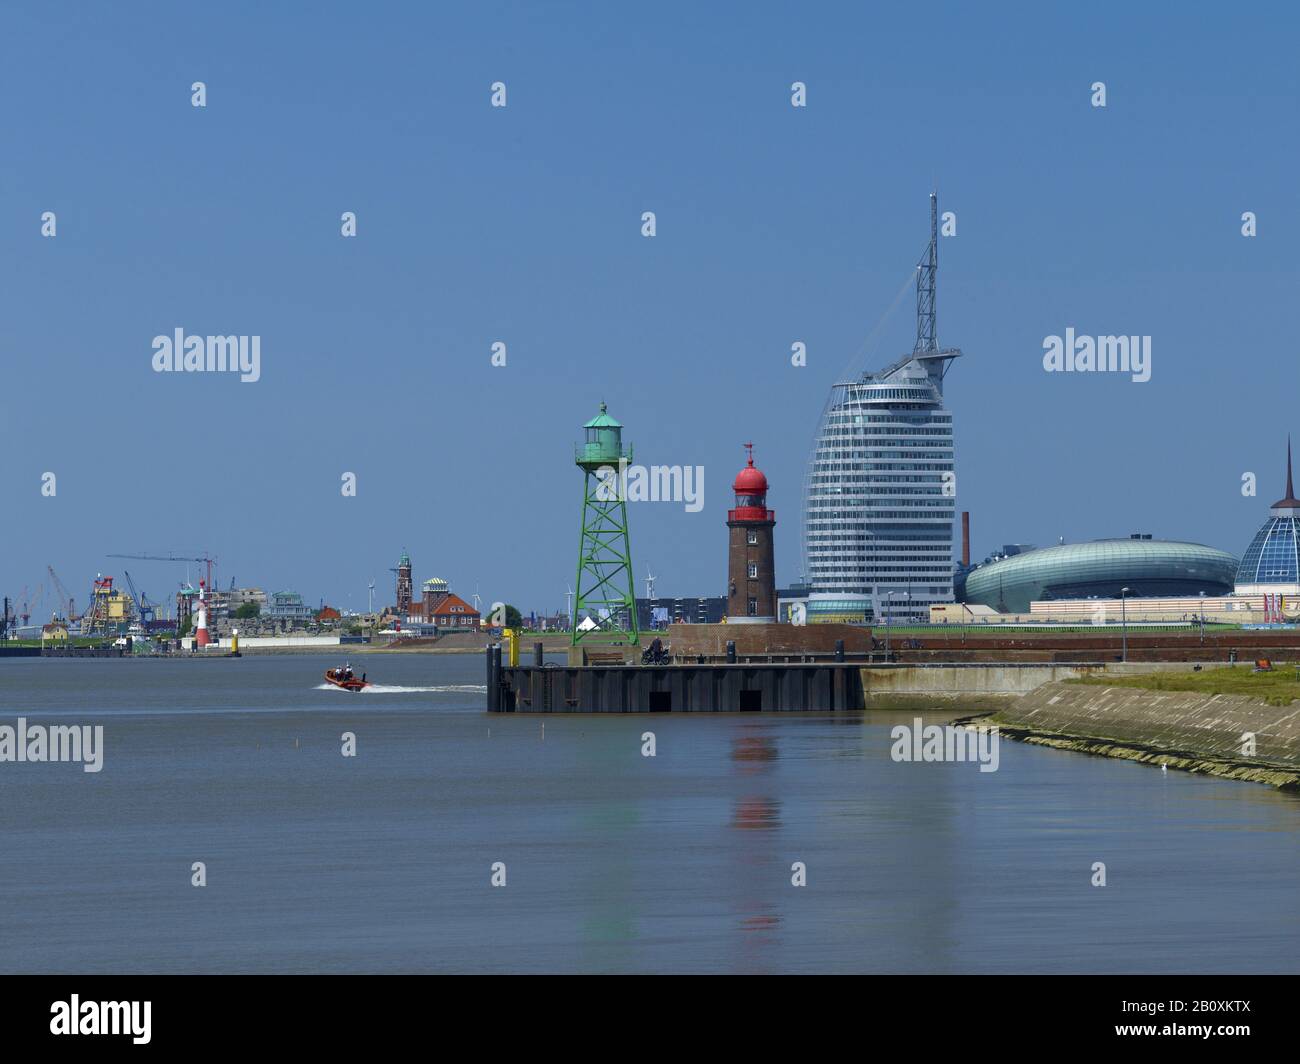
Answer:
[
  {"left": 885, "top": 592, "right": 892, "bottom": 658},
  {"left": 1199, "top": 590, "right": 1206, "bottom": 646},
  {"left": 1121, "top": 587, "right": 1131, "bottom": 663}
]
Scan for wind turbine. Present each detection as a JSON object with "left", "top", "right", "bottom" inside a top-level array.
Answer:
[
  {"left": 645, "top": 568, "right": 656, "bottom": 601},
  {"left": 565, "top": 584, "right": 574, "bottom": 627},
  {"left": 367, "top": 580, "right": 375, "bottom": 614}
]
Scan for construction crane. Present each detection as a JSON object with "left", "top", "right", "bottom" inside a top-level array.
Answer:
[
  {"left": 47, "top": 565, "right": 76, "bottom": 622},
  {"left": 108, "top": 552, "right": 218, "bottom": 591}
]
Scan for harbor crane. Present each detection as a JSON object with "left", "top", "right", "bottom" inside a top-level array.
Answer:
[
  {"left": 25, "top": 583, "right": 43, "bottom": 625},
  {"left": 120, "top": 570, "right": 157, "bottom": 626},
  {"left": 47, "top": 565, "right": 77, "bottom": 622}
]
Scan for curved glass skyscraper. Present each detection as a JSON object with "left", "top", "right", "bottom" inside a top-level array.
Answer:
[{"left": 804, "top": 195, "right": 960, "bottom": 625}]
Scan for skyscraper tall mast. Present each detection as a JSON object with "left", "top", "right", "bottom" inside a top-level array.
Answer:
[
  {"left": 915, "top": 191, "right": 938, "bottom": 355},
  {"left": 802, "top": 193, "right": 963, "bottom": 626}
]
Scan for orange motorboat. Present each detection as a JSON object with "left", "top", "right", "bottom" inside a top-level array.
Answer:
[{"left": 324, "top": 665, "right": 370, "bottom": 692}]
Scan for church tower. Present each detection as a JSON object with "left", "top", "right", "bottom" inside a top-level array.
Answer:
[{"left": 395, "top": 550, "right": 413, "bottom": 616}]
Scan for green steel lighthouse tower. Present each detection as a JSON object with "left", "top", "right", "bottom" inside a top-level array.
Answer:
[{"left": 572, "top": 402, "right": 639, "bottom": 645}]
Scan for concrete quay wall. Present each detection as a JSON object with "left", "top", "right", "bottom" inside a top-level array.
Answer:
[
  {"left": 862, "top": 663, "right": 1103, "bottom": 698},
  {"left": 985, "top": 681, "right": 1300, "bottom": 788}
]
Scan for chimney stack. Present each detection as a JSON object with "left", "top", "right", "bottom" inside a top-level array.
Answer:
[{"left": 961, "top": 511, "right": 970, "bottom": 568}]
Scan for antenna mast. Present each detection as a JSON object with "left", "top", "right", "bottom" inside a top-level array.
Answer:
[{"left": 914, "top": 192, "right": 938, "bottom": 354}]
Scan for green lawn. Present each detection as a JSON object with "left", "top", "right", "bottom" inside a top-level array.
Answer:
[
  {"left": 879, "top": 622, "right": 1241, "bottom": 635},
  {"left": 1068, "top": 665, "right": 1300, "bottom": 706},
  {"left": 0, "top": 637, "right": 130, "bottom": 648}
]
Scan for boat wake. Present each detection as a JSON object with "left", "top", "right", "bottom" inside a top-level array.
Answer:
[{"left": 314, "top": 683, "right": 487, "bottom": 694}]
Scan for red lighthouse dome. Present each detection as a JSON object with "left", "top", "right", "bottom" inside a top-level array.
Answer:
[
  {"left": 733, "top": 449, "right": 769, "bottom": 495},
  {"left": 730, "top": 443, "right": 774, "bottom": 522}
]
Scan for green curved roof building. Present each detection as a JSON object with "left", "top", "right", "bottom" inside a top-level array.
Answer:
[{"left": 963, "top": 539, "right": 1238, "bottom": 613}]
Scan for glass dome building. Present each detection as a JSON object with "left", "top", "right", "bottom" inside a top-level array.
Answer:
[
  {"left": 964, "top": 538, "right": 1238, "bottom": 614},
  {"left": 1235, "top": 441, "right": 1300, "bottom": 596}
]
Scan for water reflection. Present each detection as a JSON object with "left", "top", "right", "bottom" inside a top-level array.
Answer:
[
  {"left": 732, "top": 795, "right": 780, "bottom": 830},
  {"left": 739, "top": 909, "right": 781, "bottom": 932},
  {"left": 729, "top": 726, "right": 784, "bottom": 962},
  {"left": 732, "top": 727, "right": 779, "bottom": 769}
]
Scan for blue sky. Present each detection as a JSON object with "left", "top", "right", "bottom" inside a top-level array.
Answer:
[{"left": 2, "top": 1, "right": 1297, "bottom": 618}]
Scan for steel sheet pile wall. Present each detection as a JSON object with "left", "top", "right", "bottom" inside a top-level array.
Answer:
[{"left": 489, "top": 653, "right": 860, "bottom": 713}]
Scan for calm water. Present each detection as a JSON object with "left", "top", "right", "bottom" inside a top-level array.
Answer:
[{"left": 0, "top": 653, "right": 1296, "bottom": 973}]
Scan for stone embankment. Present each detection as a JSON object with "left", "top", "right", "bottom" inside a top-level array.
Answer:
[{"left": 973, "top": 681, "right": 1300, "bottom": 789}]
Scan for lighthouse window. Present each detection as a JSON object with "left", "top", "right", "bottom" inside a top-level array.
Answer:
[
  {"left": 748, "top": 563, "right": 758, "bottom": 579},
  {"left": 747, "top": 530, "right": 758, "bottom": 545}
]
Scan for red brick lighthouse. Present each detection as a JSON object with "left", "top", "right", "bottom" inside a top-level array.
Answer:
[{"left": 727, "top": 443, "right": 777, "bottom": 623}]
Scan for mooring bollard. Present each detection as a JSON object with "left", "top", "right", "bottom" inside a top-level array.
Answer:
[
  {"left": 486, "top": 645, "right": 501, "bottom": 712},
  {"left": 534, "top": 641, "right": 544, "bottom": 667},
  {"left": 835, "top": 639, "right": 845, "bottom": 662},
  {"left": 726, "top": 640, "right": 736, "bottom": 664}
]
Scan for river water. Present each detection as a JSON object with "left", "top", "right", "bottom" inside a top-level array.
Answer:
[{"left": 0, "top": 653, "right": 1296, "bottom": 973}]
